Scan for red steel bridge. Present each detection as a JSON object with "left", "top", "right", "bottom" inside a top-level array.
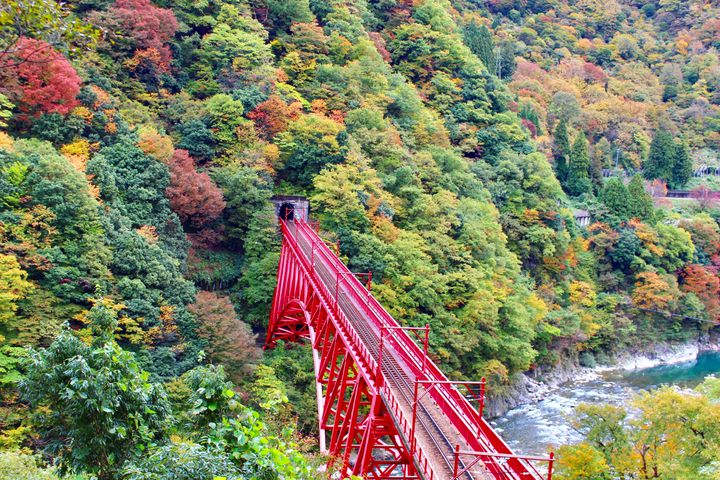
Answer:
[{"left": 266, "top": 215, "right": 555, "bottom": 480}]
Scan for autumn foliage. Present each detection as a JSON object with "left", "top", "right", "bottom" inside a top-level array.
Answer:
[
  {"left": 188, "top": 291, "right": 261, "bottom": 380},
  {"left": 1, "top": 38, "right": 81, "bottom": 117},
  {"left": 108, "top": 0, "right": 178, "bottom": 67},
  {"left": 166, "top": 149, "right": 225, "bottom": 229},
  {"left": 681, "top": 264, "right": 720, "bottom": 323},
  {"left": 247, "top": 95, "right": 302, "bottom": 139}
]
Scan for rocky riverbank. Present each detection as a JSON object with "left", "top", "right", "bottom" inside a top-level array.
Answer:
[{"left": 485, "top": 335, "right": 720, "bottom": 419}]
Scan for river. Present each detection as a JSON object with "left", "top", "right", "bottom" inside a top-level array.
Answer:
[{"left": 491, "top": 351, "right": 720, "bottom": 456}]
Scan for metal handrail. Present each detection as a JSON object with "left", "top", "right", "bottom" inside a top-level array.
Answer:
[{"left": 289, "top": 219, "right": 551, "bottom": 479}]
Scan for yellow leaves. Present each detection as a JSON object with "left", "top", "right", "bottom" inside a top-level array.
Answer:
[
  {"left": 555, "top": 442, "right": 609, "bottom": 480},
  {"left": 71, "top": 105, "right": 93, "bottom": 123},
  {"left": 0, "top": 254, "right": 34, "bottom": 325},
  {"left": 137, "top": 126, "right": 174, "bottom": 163},
  {"left": 60, "top": 139, "right": 102, "bottom": 200},
  {"left": 630, "top": 219, "right": 664, "bottom": 256},
  {"left": 371, "top": 216, "right": 400, "bottom": 243},
  {"left": 0, "top": 131, "right": 14, "bottom": 152},
  {"left": 117, "top": 315, "right": 145, "bottom": 345},
  {"left": 73, "top": 297, "right": 155, "bottom": 345},
  {"left": 263, "top": 143, "right": 280, "bottom": 164},
  {"left": 136, "top": 225, "right": 158, "bottom": 244},
  {"left": 144, "top": 305, "right": 178, "bottom": 346},
  {"left": 569, "top": 281, "right": 597, "bottom": 308},
  {"left": 61, "top": 139, "right": 95, "bottom": 173},
  {"left": 576, "top": 38, "right": 594, "bottom": 51},
  {"left": 90, "top": 85, "right": 111, "bottom": 110},
  {"left": 479, "top": 359, "right": 509, "bottom": 385},
  {"left": 526, "top": 293, "right": 549, "bottom": 324},
  {"left": 0, "top": 425, "right": 33, "bottom": 452}
]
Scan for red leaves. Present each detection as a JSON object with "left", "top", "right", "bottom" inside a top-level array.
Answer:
[
  {"left": 1, "top": 38, "right": 81, "bottom": 118},
  {"left": 166, "top": 149, "right": 225, "bottom": 229},
  {"left": 681, "top": 264, "right": 720, "bottom": 322},
  {"left": 521, "top": 118, "right": 537, "bottom": 137},
  {"left": 246, "top": 95, "right": 302, "bottom": 139},
  {"left": 108, "top": 0, "right": 178, "bottom": 67}
]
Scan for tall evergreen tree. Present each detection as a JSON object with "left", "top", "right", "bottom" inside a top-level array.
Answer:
[
  {"left": 601, "top": 177, "right": 630, "bottom": 219},
  {"left": 671, "top": 140, "right": 692, "bottom": 188},
  {"left": 644, "top": 130, "right": 675, "bottom": 183},
  {"left": 566, "top": 132, "right": 592, "bottom": 196},
  {"left": 553, "top": 119, "right": 570, "bottom": 185},
  {"left": 464, "top": 20, "right": 495, "bottom": 73},
  {"left": 627, "top": 174, "right": 654, "bottom": 221},
  {"left": 590, "top": 151, "right": 604, "bottom": 194},
  {"left": 495, "top": 40, "right": 517, "bottom": 79}
]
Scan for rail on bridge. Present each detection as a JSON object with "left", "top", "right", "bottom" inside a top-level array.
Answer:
[{"left": 266, "top": 215, "right": 555, "bottom": 480}]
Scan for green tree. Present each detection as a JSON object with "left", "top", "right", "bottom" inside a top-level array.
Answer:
[
  {"left": 553, "top": 119, "right": 571, "bottom": 184},
  {"left": 121, "top": 443, "right": 241, "bottom": 480},
  {"left": 627, "top": 174, "right": 653, "bottom": 220},
  {"left": 670, "top": 140, "right": 692, "bottom": 188},
  {"left": 204, "top": 93, "right": 246, "bottom": 153},
  {"left": 464, "top": 21, "right": 495, "bottom": 73},
  {"left": 212, "top": 165, "right": 273, "bottom": 247},
  {"left": 20, "top": 299, "right": 170, "bottom": 478},
  {"left": 175, "top": 120, "right": 216, "bottom": 163},
  {"left": 266, "top": 0, "right": 313, "bottom": 32},
  {"left": 199, "top": 6, "right": 272, "bottom": 73},
  {"left": 601, "top": 178, "right": 630, "bottom": 219},
  {"left": 644, "top": 130, "right": 675, "bottom": 183},
  {"left": 560, "top": 380, "right": 720, "bottom": 480},
  {"left": 495, "top": 40, "right": 517, "bottom": 79},
  {"left": 566, "top": 132, "right": 592, "bottom": 196},
  {"left": 0, "top": 0, "right": 98, "bottom": 62},
  {"left": 0, "top": 452, "right": 61, "bottom": 480},
  {"left": 275, "top": 114, "right": 346, "bottom": 188}
]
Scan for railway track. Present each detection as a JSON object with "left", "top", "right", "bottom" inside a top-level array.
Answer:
[{"left": 292, "top": 223, "right": 483, "bottom": 480}]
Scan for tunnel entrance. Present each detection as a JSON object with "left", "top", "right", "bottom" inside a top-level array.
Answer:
[
  {"left": 279, "top": 203, "right": 295, "bottom": 221},
  {"left": 270, "top": 196, "right": 310, "bottom": 223}
]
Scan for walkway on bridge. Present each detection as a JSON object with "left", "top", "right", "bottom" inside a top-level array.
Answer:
[{"left": 267, "top": 218, "right": 554, "bottom": 480}]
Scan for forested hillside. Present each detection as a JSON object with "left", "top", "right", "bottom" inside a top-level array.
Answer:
[{"left": 0, "top": 0, "right": 719, "bottom": 477}]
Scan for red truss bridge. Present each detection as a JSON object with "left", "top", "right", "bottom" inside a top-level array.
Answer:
[{"left": 266, "top": 216, "right": 555, "bottom": 480}]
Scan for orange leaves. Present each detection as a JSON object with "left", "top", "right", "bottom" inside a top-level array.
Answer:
[
  {"left": 629, "top": 219, "right": 664, "bottom": 257},
  {"left": 632, "top": 272, "right": 679, "bottom": 312},
  {"left": 136, "top": 225, "right": 159, "bottom": 244},
  {"left": 246, "top": 95, "right": 302, "bottom": 139},
  {"left": 137, "top": 127, "right": 174, "bottom": 163},
  {"left": 681, "top": 264, "right": 720, "bottom": 322}
]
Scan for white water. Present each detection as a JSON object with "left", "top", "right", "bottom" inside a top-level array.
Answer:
[{"left": 492, "top": 348, "right": 720, "bottom": 456}]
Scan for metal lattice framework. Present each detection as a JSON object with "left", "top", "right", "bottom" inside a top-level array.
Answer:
[{"left": 266, "top": 217, "right": 555, "bottom": 480}]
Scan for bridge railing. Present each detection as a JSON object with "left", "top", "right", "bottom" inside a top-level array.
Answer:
[
  {"left": 291, "top": 219, "right": 548, "bottom": 480},
  {"left": 277, "top": 220, "right": 381, "bottom": 385}
]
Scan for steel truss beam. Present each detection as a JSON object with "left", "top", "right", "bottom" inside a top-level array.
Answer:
[
  {"left": 267, "top": 232, "right": 418, "bottom": 479},
  {"left": 266, "top": 217, "right": 552, "bottom": 480}
]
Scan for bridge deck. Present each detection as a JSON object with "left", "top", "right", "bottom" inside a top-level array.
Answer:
[{"left": 286, "top": 221, "right": 533, "bottom": 479}]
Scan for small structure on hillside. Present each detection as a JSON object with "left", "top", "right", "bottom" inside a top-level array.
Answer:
[
  {"left": 573, "top": 209, "right": 591, "bottom": 227},
  {"left": 270, "top": 196, "right": 309, "bottom": 222}
]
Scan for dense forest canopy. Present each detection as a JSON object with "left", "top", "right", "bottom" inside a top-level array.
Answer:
[{"left": 0, "top": 0, "right": 719, "bottom": 478}]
